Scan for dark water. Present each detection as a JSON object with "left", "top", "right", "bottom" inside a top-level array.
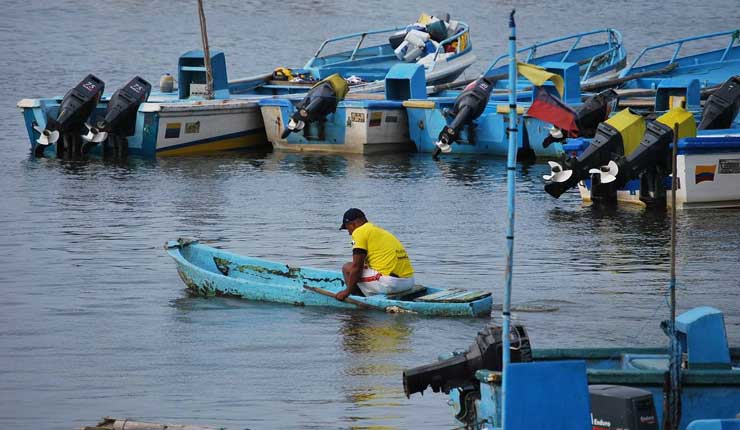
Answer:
[{"left": 2, "top": 1, "right": 740, "bottom": 429}]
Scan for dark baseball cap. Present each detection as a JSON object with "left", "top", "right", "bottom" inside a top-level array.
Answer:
[{"left": 340, "top": 208, "right": 365, "bottom": 230}]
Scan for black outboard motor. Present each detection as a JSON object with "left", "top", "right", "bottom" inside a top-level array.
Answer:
[
  {"left": 281, "top": 73, "right": 349, "bottom": 139},
  {"left": 589, "top": 107, "right": 696, "bottom": 206},
  {"left": 543, "top": 108, "right": 645, "bottom": 199},
  {"left": 697, "top": 75, "right": 740, "bottom": 130},
  {"left": 34, "top": 74, "right": 105, "bottom": 158},
  {"left": 434, "top": 77, "right": 494, "bottom": 157},
  {"left": 541, "top": 89, "right": 618, "bottom": 148},
  {"left": 82, "top": 76, "right": 151, "bottom": 160},
  {"left": 402, "top": 324, "right": 531, "bottom": 397}
]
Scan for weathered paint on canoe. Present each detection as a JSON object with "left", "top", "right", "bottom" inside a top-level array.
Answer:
[{"left": 165, "top": 238, "right": 492, "bottom": 317}]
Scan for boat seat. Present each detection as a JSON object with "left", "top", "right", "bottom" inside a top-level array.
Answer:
[
  {"left": 385, "top": 284, "right": 427, "bottom": 300},
  {"left": 413, "top": 288, "right": 491, "bottom": 303}
]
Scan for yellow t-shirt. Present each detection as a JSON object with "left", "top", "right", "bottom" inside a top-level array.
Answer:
[{"left": 351, "top": 222, "right": 414, "bottom": 278}]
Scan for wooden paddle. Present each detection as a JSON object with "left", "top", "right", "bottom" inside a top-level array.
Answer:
[{"left": 303, "top": 284, "right": 416, "bottom": 314}]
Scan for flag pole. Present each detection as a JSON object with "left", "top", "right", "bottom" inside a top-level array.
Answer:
[{"left": 501, "top": 9, "right": 517, "bottom": 430}]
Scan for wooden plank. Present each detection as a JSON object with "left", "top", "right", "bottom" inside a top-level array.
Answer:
[
  {"left": 618, "top": 98, "right": 656, "bottom": 108},
  {"left": 442, "top": 291, "right": 492, "bottom": 303},
  {"left": 416, "top": 290, "right": 491, "bottom": 303},
  {"left": 345, "top": 93, "right": 386, "bottom": 100},
  {"left": 413, "top": 288, "right": 466, "bottom": 302}
]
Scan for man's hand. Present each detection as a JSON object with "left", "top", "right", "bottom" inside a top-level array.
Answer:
[{"left": 335, "top": 289, "right": 350, "bottom": 301}]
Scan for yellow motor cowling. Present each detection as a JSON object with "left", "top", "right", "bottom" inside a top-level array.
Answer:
[
  {"left": 655, "top": 106, "right": 697, "bottom": 140},
  {"left": 317, "top": 73, "right": 349, "bottom": 101},
  {"left": 603, "top": 108, "right": 646, "bottom": 156}
]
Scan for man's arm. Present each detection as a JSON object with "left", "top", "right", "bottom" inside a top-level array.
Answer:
[{"left": 336, "top": 251, "right": 366, "bottom": 301}]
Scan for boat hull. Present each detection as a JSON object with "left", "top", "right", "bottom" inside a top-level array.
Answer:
[
  {"left": 18, "top": 97, "right": 268, "bottom": 158},
  {"left": 260, "top": 99, "right": 415, "bottom": 154},
  {"left": 165, "top": 239, "right": 492, "bottom": 317},
  {"left": 574, "top": 132, "right": 740, "bottom": 208},
  {"left": 404, "top": 99, "right": 565, "bottom": 157}
]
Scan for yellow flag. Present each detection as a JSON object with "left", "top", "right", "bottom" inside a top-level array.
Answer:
[{"left": 516, "top": 61, "right": 564, "bottom": 97}]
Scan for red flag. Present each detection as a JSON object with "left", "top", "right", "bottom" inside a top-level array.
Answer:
[{"left": 526, "top": 87, "right": 579, "bottom": 137}]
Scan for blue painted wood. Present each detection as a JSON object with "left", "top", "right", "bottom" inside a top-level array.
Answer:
[
  {"left": 164, "top": 239, "right": 493, "bottom": 317},
  {"left": 687, "top": 419, "right": 740, "bottom": 430},
  {"left": 503, "top": 361, "right": 591, "bottom": 430},
  {"left": 405, "top": 29, "right": 628, "bottom": 157}
]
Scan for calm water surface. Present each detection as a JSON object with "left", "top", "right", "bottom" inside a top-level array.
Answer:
[{"left": 1, "top": 1, "right": 739, "bottom": 429}]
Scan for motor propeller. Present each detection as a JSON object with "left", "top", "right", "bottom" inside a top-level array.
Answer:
[
  {"left": 588, "top": 160, "right": 619, "bottom": 184},
  {"left": 82, "top": 123, "right": 108, "bottom": 144},
  {"left": 542, "top": 160, "right": 573, "bottom": 183},
  {"left": 33, "top": 124, "right": 60, "bottom": 146}
]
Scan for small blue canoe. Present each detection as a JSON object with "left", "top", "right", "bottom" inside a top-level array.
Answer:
[{"left": 165, "top": 239, "right": 493, "bottom": 317}]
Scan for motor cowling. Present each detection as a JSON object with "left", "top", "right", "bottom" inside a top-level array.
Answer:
[
  {"left": 434, "top": 77, "right": 494, "bottom": 155},
  {"left": 281, "top": 73, "right": 349, "bottom": 139},
  {"left": 402, "top": 324, "right": 531, "bottom": 398},
  {"left": 84, "top": 76, "right": 151, "bottom": 146},
  {"left": 34, "top": 74, "right": 105, "bottom": 157},
  {"left": 698, "top": 75, "right": 740, "bottom": 130},
  {"left": 541, "top": 89, "right": 618, "bottom": 149}
]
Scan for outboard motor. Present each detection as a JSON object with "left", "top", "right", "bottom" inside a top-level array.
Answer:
[
  {"left": 588, "top": 106, "right": 696, "bottom": 206},
  {"left": 82, "top": 76, "right": 151, "bottom": 160},
  {"left": 433, "top": 77, "right": 494, "bottom": 157},
  {"left": 697, "top": 75, "right": 740, "bottom": 130},
  {"left": 402, "top": 324, "right": 531, "bottom": 397},
  {"left": 540, "top": 89, "right": 618, "bottom": 148},
  {"left": 280, "top": 73, "right": 349, "bottom": 139},
  {"left": 34, "top": 74, "right": 105, "bottom": 158},
  {"left": 543, "top": 108, "right": 645, "bottom": 199}
]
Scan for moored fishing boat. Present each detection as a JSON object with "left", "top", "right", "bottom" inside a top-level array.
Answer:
[
  {"left": 164, "top": 239, "right": 492, "bottom": 317},
  {"left": 543, "top": 76, "right": 740, "bottom": 208},
  {"left": 403, "top": 29, "right": 627, "bottom": 158},
  {"left": 403, "top": 18, "right": 740, "bottom": 430},
  {"left": 18, "top": 13, "right": 475, "bottom": 159},
  {"left": 259, "top": 15, "right": 475, "bottom": 154}
]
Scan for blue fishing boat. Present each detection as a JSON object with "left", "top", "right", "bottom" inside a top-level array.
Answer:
[
  {"left": 403, "top": 29, "right": 627, "bottom": 158},
  {"left": 260, "top": 29, "right": 624, "bottom": 154},
  {"left": 17, "top": 13, "right": 475, "bottom": 159},
  {"left": 404, "top": 307, "right": 740, "bottom": 429},
  {"left": 164, "top": 239, "right": 492, "bottom": 317},
  {"left": 404, "top": 17, "right": 740, "bottom": 430},
  {"left": 259, "top": 16, "right": 475, "bottom": 154},
  {"left": 542, "top": 76, "right": 740, "bottom": 208}
]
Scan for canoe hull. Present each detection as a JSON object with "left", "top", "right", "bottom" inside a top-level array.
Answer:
[{"left": 166, "top": 239, "right": 492, "bottom": 317}]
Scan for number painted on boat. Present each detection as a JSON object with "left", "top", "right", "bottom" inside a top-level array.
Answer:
[
  {"left": 350, "top": 112, "right": 365, "bottom": 123},
  {"left": 719, "top": 159, "right": 740, "bottom": 174}
]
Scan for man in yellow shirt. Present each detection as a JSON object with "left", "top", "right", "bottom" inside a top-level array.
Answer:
[{"left": 335, "top": 208, "right": 415, "bottom": 301}]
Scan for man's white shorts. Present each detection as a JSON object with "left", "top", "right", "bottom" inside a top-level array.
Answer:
[{"left": 357, "top": 268, "right": 415, "bottom": 296}]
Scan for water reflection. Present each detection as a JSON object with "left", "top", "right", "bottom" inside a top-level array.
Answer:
[{"left": 338, "top": 311, "right": 415, "bottom": 429}]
